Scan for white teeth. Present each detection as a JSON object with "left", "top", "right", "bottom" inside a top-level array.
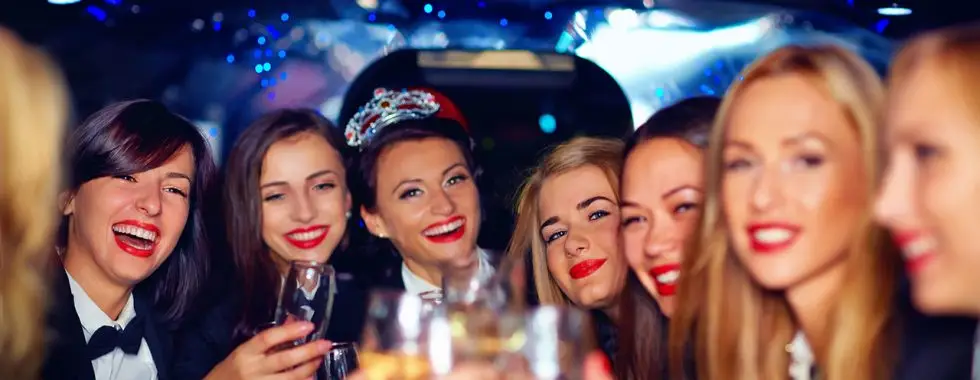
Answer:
[
  {"left": 288, "top": 228, "right": 326, "bottom": 242},
  {"left": 423, "top": 219, "right": 464, "bottom": 236},
  {"left": 111, "top": 225, "right": 157, "bottom": 242},
  {"left": 655, "top": 270, "right": 680, "bottom": 285},
  {"left": 902, "top": 237, "right": 936, "bottom": 259},
  {"left": 752, "top": 228, "right": 794, "bottom": 244}
]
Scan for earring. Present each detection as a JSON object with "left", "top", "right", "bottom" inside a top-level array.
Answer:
[
  {"left": 345, "top": 211, "right": 352, "bottom": 219},
  {"left": 378, "top": 233, "right": 386, "bottom": 239}
]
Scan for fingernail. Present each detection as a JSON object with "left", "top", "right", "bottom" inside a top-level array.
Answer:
[{"left": 297, "top": 322, "right": 314, "bottom": 332}]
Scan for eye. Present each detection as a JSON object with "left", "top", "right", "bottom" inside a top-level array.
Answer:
[
  {"left": 622, "top": 215, "right": 644, "bottom": 227},
  {"left": 446, "top": 174, "right": 469, "bottom": 186},
  {"left": 263, "top": 193, "right": 284, "bottom": 202},
  {"left": 165, "top": 187, "right": 188, "bottom": 198},
  {"left": 794, "top": 154, "right": 825, "bottom": 168},
  {"left": 913, "top": 143, "right": 939, "bottom": 162},
  {"left": 588, "top": 209, "right": 610, "bottom": 221},
  {"left": 674, "top": 202, "right": 699, "bottom": 214},
  {"left": 544, "top": 230, "right": 566, "bottom": 244},
  {"left": 399, "top": 188, "right": 422, "bottom": 200},
  {"left": 723, "top": 158, "right": 751, "bottom": 172},
  {"left": 113, "top": 175, "right": 137, "bottom": 182},
  {"left": 314, "top": 182, "right": 336, "bottom": 191}
]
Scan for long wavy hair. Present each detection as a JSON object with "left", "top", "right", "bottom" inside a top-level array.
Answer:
[
  {"left": 668, "top": 45, "right": 899, "bottom": 380},
  {"left": 0, "top": 28, "right": 69, "bottom": 379}
]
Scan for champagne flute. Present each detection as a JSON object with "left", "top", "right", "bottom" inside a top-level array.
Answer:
[
  {"left": 358, "top": 290, "right": 438, "bottom": 380},
  {"left": 324, "top": 342, "right": 359, "bottom": 379},
  {"left": 522, "top": 306, "right": 588, "bottom": 380},
  {"left": 274, "top": 261, "right": 337, "bottom": 346}
]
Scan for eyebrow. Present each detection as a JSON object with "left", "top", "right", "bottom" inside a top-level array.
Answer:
[
  {"left": 390, "top": 162, "right": 466, "bottom": 195},
  {"left": 260, "top": 169, "right": 337, "bottom": 189},
  {"left": 620, "top": 186, "right": 701, "bottom": 209},
  {"left": 539, "top": 195, "right": 616, "bottom": 234},
  {"left": 724, "top": 130, "right": 831, "bottom": 151},
  {"left": 167, "top": 172, "right": 193, "bottom": 183}
]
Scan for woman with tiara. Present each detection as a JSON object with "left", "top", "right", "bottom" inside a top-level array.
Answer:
[{"left": 348, "top": 88, "right": 497, "bottom": 299}]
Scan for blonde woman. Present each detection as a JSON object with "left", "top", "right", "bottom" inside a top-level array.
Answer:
[
  {"left": 874, "top": 22, "right": 980, "bottom": 377},
  {"left": 0, "top": 28, "right": 69, "bottom": 378},
  {"left": 506, "top": 136, "right": 630, "bottom": 360},
  {"left": 668, "top": 45, "right": 897, "bottom": 380}
]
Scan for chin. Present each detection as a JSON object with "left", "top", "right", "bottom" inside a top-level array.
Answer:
[{"left": 912, "top": 281, "right": 969, "bottom": 315}]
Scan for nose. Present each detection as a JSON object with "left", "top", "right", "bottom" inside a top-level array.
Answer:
[
  {"left": 135, "top": 187, "right": 162, "bottom": 216},
  {"left": 430, "top": 189, "right": 457, "bottom": 216},
  {"left": 563, "top": 229, "right": 589, "bottom": 258},
  {"left": 874, "top": 156, "right": 914, "bottom": 229},
  {"left": 291, "top": 193, "right": 318, "bottom": 223},
  {"left": 644, "top": 214, "right": 680, "bottom": 258},
  {"left": 750, "top": 165, "right": 783, "bottom": 212}
]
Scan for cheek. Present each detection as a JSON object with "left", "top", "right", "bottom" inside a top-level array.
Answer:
[
  {"left": 922, "top": 166, "right": 980, "bottom": 255},
  {"left": 164, "top": 199, "right": 191, "bottom": 236},
  {"left": 545, "top": 249, "right": 569, "bottom": 281}
]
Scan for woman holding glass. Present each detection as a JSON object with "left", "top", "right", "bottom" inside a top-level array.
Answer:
[
  {"left": 616, "top": 96, "right": 719, "bottom": 379},
  {"left": 44, "top": 100, "right": 218, "bottom": 380},
  {"left": 174, "top": 109, "right": 361, "bottom": 379},
  {"left": 506, "top": 136, "right": 629, "bottom": 361}
]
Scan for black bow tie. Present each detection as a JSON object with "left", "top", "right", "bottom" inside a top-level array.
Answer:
[{"left": 86, "top": 314, "right": 144, "bottom": 360}]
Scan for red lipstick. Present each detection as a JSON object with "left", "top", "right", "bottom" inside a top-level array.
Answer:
[
  {"left": 112, "top": 220, "right": 159, "bottom": 258},
  {"left": 648, "top": 263, "right": 681, "bottom": 296},
  {"left": 747, "top": 222, "right": 802, "bottom": 254},
  {"left": 892, "top": 230, "right": 937, "bottom": 275},
  {"left": 283, "top": 225, "right": 330, "bottom": 249},
  {"left": 569, "top": 259, "right": 607, "bottom": 280},
  {"left": 422, "top": 215, "right": 466, "bottom": 244}
]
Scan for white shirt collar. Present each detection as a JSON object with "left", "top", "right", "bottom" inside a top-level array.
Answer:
[
  {"left": 401, "top": 247, "right": 495, "bottom": 296},
  {"left": 65, "top": 270, "right": 138, "bottom": 342}
]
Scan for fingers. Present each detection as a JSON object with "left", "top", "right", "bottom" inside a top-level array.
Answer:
[
  {"left": 263, "top": 340, "right": 331, "bottom": 373},
  {"left": 583, "top": 351, "right": 614, "bottom": 380},
  {"left": 249, "top": 322, "right": 314, "bottom": 354},
  {"left": 269, "top": 355, "right": 322, "bottom": 380},
  {"left": 344, "top": 371, "right": 368, "bottom": 380}
]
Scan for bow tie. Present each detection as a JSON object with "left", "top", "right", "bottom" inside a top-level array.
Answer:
[{"left": 86, "top": 314, "right": 144, "bottom": 360}]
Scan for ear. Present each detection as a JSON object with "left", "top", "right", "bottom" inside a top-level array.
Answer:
[
  {"left": 59, "top": 191, "right": 75, "bottom": 216},
  {"left": 344, "top": 190, "right": 353, "bottom": 214},
  {"left": 360, "top": 205, "right": 389, "bottom": 238}
]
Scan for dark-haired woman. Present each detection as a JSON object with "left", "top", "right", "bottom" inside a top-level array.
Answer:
[
  {"left": 616, "top": 96, "right": 719, "bottom": 379},
  {"left": 43, "top": 100, "right": 218, "bottom": 380},
  {"left": 173, "top": 109, "right": 365, "bottom": 379},
  {"left": 349, "top": 88, "right": 496, "bottom": 298}
]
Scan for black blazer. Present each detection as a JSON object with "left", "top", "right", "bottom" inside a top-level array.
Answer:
[
  {"left": 42, "top": 270, "right": 173, "bottom": 380},
  {"left": 893, "top": 280, "right": 977, "bottom": 380},
  {"left": 172, "top": 274, "right": 368, "bottom": 379}
]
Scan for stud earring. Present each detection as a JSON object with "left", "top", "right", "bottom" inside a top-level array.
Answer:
[{"left": 345, "top": 211, "right": 352, "bottom": 219}]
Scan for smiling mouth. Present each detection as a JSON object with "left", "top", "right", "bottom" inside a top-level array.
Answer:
[
  {"left": 747, "top": 222, "right": 802, "bottom": 254},
  {"left": 422, "top": 216, "right": 466, "bottom": 243},
  {"left": 111, "top": 221, "right": 159, "bottom": 257},
  {"left": 648, "top": 263, "right": 680, "bottom": 296},
  {"left": 894, "top": 231, "right": 937, "bottom": 274},
  {"left": 284, "top": 225, "right": 330, "bottom": 249}
]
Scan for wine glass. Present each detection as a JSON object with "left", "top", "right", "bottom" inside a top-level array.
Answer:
[
  {"left": 521, "top": 306, "right": 588, "bottom": 380},
  {"left": 274, "top": 261, "right": 337, "bottom": 346},
  {"left": 324, "top": 342, "right": 359, "bottom": 379},
  {"left": 359, "top": 290, "right": 440, "bottom": 380}
]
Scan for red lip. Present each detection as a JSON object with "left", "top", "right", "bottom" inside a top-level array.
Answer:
[
  {"left": 747, "top": 222, "right": 802, "bottom": 254},
  {"left": 648, "top": 263, "right": 681, "bottom": 296},
  {"left": 283, "top": 225, "right": 330, "bottom": 250},
  {"left": 112, "top": 220, "right": 159, "bottom": 258},
  {"left": 892, "top": 230, "right": 937, "bottom": 275},
  {"left": 569, "top": 259, "right": 607, "bottom": 280},
  {"left": 422, "top": 215, "right": 466, "bottom": 244}
]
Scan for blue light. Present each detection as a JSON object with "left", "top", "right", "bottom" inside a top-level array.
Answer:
[
  {"left": 539, "top": 114, "right": 557, "bottom": 134},
  {"left": 278, "top": 50, "right": 286, "bottom": 58},
  {"left": 544, "top": 11, "right": 553, "bottom": 20},
  {"left": 268, "top": 92, "right": 276, "bottom": 100},
  {"left": 423, "top": 4, "right": 433, "bottom": 13},
  {"left": 253, "top": 49, "right": 262, "bottom": 59},
  {"left": 699, "top": 84, "right": 715, "bottom": 95},
  {"left": 104, "top": 0, "right": 120, "bottom": 5},
  {"left": 280, "top": 72, "right": 288, "bottom": 80},
  {"left": 280, "top": 13, "right": 289, "bottom": 22},
  {"left": 477, "top": 1, "right": 485, "bottom": 8},
  {"left": 254, "top": 64, "right": 264, "bottom": 73},
  {"left": 266, "top": 26, "right": 281, "bottom": 39},
  {"left": 269, "top": 79, "right": 277, "bottom": 86},
  {"left": 265, "top": 49, "right": 273, "bottom": 57},
  {"left": 878, "top": 6, "right": 912, "bottom": 16},
  {"left": 437, "top": 10, "right": 446, "bottom": 19},
  {"left": 263, "top": 62, "right": 272, "bottom": 71},
  {"left": 260, "top": 79, "right": 269, "bottom": 87},
  {"left": 368, "top": 12, "right": 376, "bottom": 21},
  {"left": 225, "top": 54, "right": 235, "bottom": 63},
  {"left": 48, "top": 0, "right": 82, "bottom": 4},
  {"left": 499, "top": 18, "right": 508, "bottom": 26},
  {"left": 257, "top": 36, "right": 266, "bottom": 45},
  {"left": 875, "top": 19, "right": 890, "bottom": 33},
  {"left": 86, "top": 6, "right": 107, "bottom": 21},
  {"left": 213, "top": 21, "right": 221, "bottom": 31},
  {"left": 247, "top": 9, "right": 256, "bottom": 18},
  {"left": 655, "top": 88, "right": 665, "bottom": 97}
]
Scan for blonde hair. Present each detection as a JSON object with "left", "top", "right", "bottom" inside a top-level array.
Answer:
[
  {"left": 506, "top": 137, "right": 625, "bottom": 306},
  {"left": 0, "top": 28, "right": 69, "bottom": 378},
  {"left": 888, "top": 22, "right": 980, "bottom": 125},
  {"left": 669, "top": 45, "right": 897, "bottom": 380}
]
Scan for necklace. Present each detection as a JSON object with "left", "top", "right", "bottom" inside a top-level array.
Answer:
[{"left": 786, "top": 331, "right": 814, "bottom": 380}]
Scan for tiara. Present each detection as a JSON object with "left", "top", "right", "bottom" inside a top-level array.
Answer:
[{"left": 345, "top": 88, "right": 441, "bottom": 148}]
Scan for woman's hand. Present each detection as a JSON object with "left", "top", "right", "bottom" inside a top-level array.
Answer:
[
  {"left": 344, "top": 350, "right": 613, "bottom": 380},
  {"left": 204, "top": 321, "right": 331, "bottom": 380}
]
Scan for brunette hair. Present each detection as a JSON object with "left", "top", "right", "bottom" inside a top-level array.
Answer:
[
  {"left": 615, "top": 96, "right": 719, "bottom": 380},
  {"left": 0, "top": 27, "right": 69, "bottom": 379},
  {"left": 224, "top": 109, "right": 350, "bottom": 339},
  {"left": 352, "top": 116, "right": 477, "bottom": 212},
  {"left": 669, "top": 45, "right": 895, "bottom": 380},
  {"left": 59, "top": 99, "right": 218, "bottom": 325}
]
